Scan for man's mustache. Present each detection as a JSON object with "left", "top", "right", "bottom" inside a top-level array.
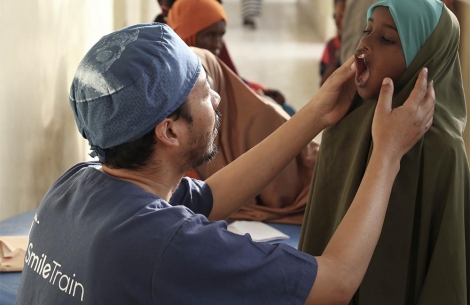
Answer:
[{"left": 214, "top": 109, "right": 222, "bottom": 136}]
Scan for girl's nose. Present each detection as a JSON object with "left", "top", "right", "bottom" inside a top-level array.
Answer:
[{"left": 358, "top": 34, "right": 373, "bottom": 53}]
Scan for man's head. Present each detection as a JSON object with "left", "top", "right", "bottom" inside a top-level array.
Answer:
[
  {"left": 69, "top": 23, "right": 220, "bottom": 171},
  {"left": 176, "top": 68, "right": 221, "bottom": 169},
  {"left": 167, "top": 0, "right": 227, "bottom": 56},
  {"left": 354, "top": 0, "right": 443, "bottom": 100}
]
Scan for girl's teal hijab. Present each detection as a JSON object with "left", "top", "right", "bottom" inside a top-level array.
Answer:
[{"left": 367, "top": 0, "right": 443, "bottom": 66}]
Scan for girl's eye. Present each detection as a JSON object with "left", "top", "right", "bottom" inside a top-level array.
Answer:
[
  {"left": 362, "top": 30, "right": 371, "bottom": 36},
  {"left": 382, "top": 36, "right": 393, "bottom": 44}
]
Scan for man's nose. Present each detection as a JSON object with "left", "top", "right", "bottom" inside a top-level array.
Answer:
[{"left": 210, "top": 89, "right": 220, "bottom": 109}]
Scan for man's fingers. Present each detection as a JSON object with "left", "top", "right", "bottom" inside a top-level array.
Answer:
[
  {"left": 340, "top": 55, "right": 356, "bottom": 71},
  {"left": 376, "top": 78, "right": 394, "bottom": 114},
  {"left": 422, "top": 80, "right": 435, "bottom": 108},
  {"left": 426, "top": 117, "right": 434, "bottom": 130},
  {"left": 423, "top": 103, "right": 435, "bottom": 128},
  {"left": 418, "top": 80, "right": 435, "bottom": 129},
  {"left": 406, "top": 68, "right": 429, "bottom": 107},
  {"left": 330, "top": 55, "right": 356, "bottom": 82}
]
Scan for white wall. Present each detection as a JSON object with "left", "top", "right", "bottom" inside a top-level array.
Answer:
[
  {"left": 297, "top": 0, "right": 336, "bottom": 42},
  {"left": 0, "top": 0, "right": 113, "bottom": 221},
  {"left": 0, "top": 0, "right": 163, "bottom": 221},
  {"left": 114, "top": 0, "right": 160, "bottom": 30}
]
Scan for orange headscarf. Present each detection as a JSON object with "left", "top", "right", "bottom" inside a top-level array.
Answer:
[{"left": 167, "top": 0, "right": 227, "bottom": 47}]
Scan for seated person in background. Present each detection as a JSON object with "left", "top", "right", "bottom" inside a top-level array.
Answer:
[
  {"left": 300, "top": 0, "right": 469, "bottom": 304},
  {"left": 189, "top": 46, "right": 318, "bottom": 224},
  {"left": 167, "top": 0, "right": 312, "bottom": 224},
  {"left": 154, "top": 0, "right": 241, "bottom": 76},
  {"left": 167, "top": 0, "right": 297, "bottom": 116},
  {"left": 154, "top": 0, "right": 172, "bottom": 23},
  {"left": 320, "top": 0, "right": 345, "bottom": 86}
]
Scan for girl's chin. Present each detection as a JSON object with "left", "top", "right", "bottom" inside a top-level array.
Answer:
[{"left": 356, "top": 86, "right": 380, "bottom": 100}]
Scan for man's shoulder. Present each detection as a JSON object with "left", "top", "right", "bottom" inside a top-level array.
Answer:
[
  {"left": 171, "top": 177, "right": 213, "bottom": 216},
  {"left": 47, "top": 161, "right": 100, "bottom": 189},
  {"left": 65, "top": 161, "right": 100, "bottom": 174}
]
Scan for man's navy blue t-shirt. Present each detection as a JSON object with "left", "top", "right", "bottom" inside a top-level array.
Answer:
[{"left": 16, "top": 162, "right": 317, "bottom": 304}]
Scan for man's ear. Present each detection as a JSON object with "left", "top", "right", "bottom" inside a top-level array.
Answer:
[{"left": 155, "top": 118, "right": 181, "bottom": 147}]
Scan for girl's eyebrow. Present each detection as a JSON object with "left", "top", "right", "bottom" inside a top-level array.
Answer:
[{"left": 368, "top": 17, "right": 398, "bottom": 32}]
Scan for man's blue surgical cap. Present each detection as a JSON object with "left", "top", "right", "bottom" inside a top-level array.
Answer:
[
  {"left": 69, "top": 23, "right": 202, "bottom": 161},
  {"left": 367, "top": 0, "right": 443, "bottom": 67}
]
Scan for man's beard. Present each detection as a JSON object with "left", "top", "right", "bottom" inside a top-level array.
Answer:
[
  {"left": 188, "top": 109, "right": 221, "bottom": 169},
  {"left": 190, "top": 143, "right": 218, "bottom": 169}
]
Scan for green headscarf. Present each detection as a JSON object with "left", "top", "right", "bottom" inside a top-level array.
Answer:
[
  {"left": 299, "top": 5, "right": 469, "bottom": 305},
  {"left": 367, "top": 0, "right": 443, "bottom": 67}
]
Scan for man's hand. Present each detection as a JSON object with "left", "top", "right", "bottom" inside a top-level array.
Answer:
[
  {"left": 313, "top": 55, "right": 357, "bottom": 128},
  {"left": 372, "top": 68, "right": 435, "bottom": 164}
]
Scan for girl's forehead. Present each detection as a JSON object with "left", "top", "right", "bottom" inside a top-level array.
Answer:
[
  {"left": 369, "top": 6, "right": 396, "bottom": 25},
  {"left": 366, "top": 0, "right": 443, "bottom": 67}
]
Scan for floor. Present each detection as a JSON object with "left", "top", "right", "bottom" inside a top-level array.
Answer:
[{"left": 222, "top": 0, "right": 325, "bottom": 116}]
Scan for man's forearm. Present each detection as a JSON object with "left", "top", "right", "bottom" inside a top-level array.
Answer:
[
  {"left": 206, "top": 98, "right": 325, "bottom": 220},
  {"left": 206, "top": 56, "right": 358, "bottom": 220}
]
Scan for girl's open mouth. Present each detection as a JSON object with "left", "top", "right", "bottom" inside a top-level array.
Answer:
[{"left": 355, "top": 51, "right": 370, "bottom": 86}]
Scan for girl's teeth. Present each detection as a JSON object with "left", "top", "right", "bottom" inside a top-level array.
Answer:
[{"left": 357, "top": 54, "right": 365, "bottom": 59}]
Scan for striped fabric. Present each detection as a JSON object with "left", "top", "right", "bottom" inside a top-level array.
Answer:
[{"left": 241, "top": 0, "right": 262, "bottom": 18}]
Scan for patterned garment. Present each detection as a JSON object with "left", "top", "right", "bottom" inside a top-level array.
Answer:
[
  {"left": 241, "top": 0, "right": 262, "bottom": 19},
  {"left": 320, "top": 35, "right": 341, "bottom": 78}
]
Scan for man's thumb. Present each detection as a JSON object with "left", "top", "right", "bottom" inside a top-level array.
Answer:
[{"left": 377, "top": 78, "right": 394, "bottom": 113}]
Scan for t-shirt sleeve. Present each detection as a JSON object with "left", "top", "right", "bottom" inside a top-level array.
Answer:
[
  {"left": 152, "top": 216, "right": 317, "bottom": 305},
  {"left": 169, "top": 177, "right": 213, "bottom": 217}
]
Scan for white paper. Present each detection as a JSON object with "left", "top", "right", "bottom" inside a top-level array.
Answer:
[
  {"left": 0, "top": 236, "right": 29, "bottom": 272},
  {"left": 227, "top": 221, "right": 289, "bottom": 242}
]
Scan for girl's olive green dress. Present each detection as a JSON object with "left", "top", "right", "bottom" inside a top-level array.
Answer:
[{"left": 299, "top": 6, "right": 469, "bottom": 305}]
